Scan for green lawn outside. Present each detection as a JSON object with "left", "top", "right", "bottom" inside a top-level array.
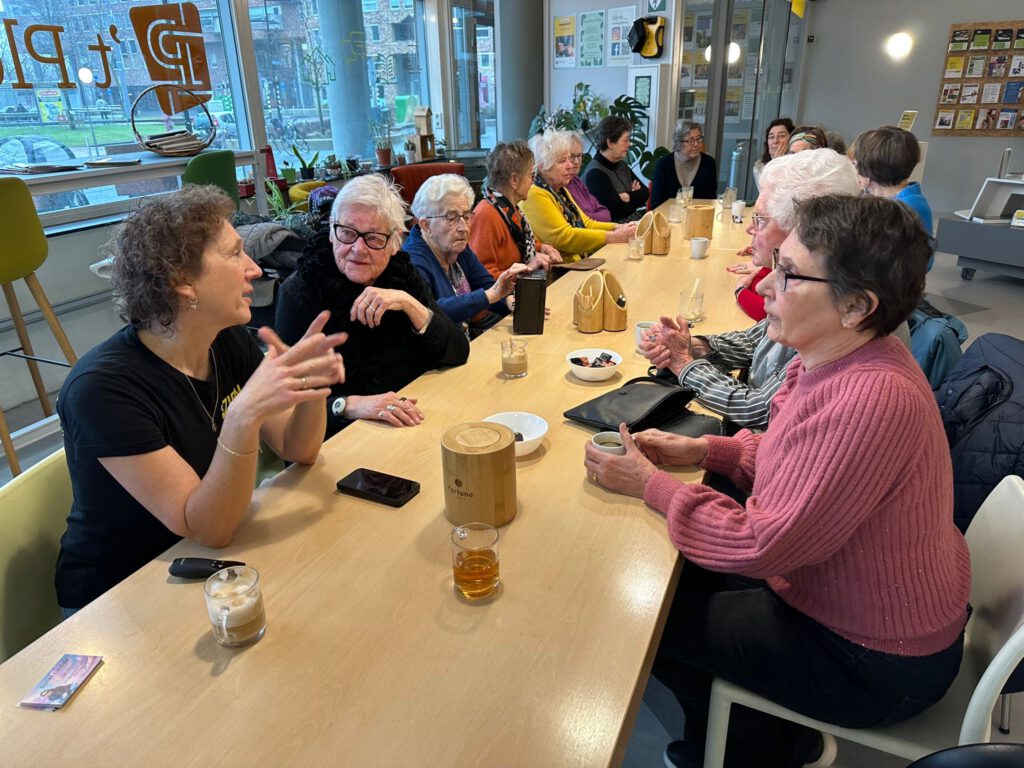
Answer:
[{"left": 0, "top": 121, "right": 185, "bottom": 145}]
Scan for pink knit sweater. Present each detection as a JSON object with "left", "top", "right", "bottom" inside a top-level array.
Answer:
[{"left": 645, "top": 335, "right": 971, "bottom": 656}]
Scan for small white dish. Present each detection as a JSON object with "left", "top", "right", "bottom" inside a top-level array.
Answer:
[
  {"left": 566, "top": 348, "right": 622, "bottom": 382},
  {"left": 483, "top": 412, "right": 548, "bottom": 457}
]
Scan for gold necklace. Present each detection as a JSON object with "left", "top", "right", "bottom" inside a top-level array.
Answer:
[{"left": 182, "top": 349, "right": 220, "bottom": 433}]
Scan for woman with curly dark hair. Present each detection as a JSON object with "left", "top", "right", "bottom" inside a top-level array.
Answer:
[
  {"left": 55, "top": 185, "right": 346, "bottom": 614},
  {"left": 752, "top": 117, "right": 794, "bottom": 190}
]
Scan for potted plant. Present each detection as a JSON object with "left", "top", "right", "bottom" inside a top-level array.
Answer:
[
  {"left": 281, "top": 160, "right": 298, "bottom": 183},
  {"left": 237, "top": 176, "right": 256, "bottom": 198},
  {"left": 291, "top": 145, "right": 320, "bottom": 180},
  {"left": 371, "top": 111, "right": 393, "bottom": 167},
  {"left": 346, "top": 155, "right": 360, "bottom": 174},
  {"left": 403, "top": 138, "right": 417, "bottom": 165},
  {"left": 322, "top": 153, "right": 342, "bottom": 178}
]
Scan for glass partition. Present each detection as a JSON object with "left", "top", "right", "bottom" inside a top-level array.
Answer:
[{"left": 448, "top": 0, "right": 495, "bottom": 150}]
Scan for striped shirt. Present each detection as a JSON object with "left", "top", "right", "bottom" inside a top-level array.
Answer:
[{"left": 677, "top": 320, "right": 797, "bottom": 430}]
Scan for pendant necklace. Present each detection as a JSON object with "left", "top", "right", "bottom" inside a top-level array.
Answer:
[{"left": 182, "top": 349, "right": 220, "bottom": 432}]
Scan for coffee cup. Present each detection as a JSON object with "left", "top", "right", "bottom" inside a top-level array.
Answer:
[
  {"left": 591, "top": 431, "right": 626, "bottom": 455},
  {"left": 690, "top": 237, "right": 710, "bottom": 259},
  {"left": 731, "top": 200, "right": 746, "bottom": 222},
  {"left": 204, "top": 565, "right": 267, "bottom": 647},
  {"left": 634, "top": 321, "right": 656, "bottom": 353}
]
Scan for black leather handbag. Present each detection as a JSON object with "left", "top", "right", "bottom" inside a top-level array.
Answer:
[{"left": 563, "top": 376, "right": 724, "bottom": 438}]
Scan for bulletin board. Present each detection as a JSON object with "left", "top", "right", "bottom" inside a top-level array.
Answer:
[{"left": 932, "top": 21, "right": 1024, "bottom": 136}]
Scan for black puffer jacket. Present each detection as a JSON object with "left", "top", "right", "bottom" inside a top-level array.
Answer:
[{"left": 935, "top": 333, "right": 1024, "bottom": 533}]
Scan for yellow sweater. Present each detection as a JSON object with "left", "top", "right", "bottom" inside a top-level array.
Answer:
[{"left": 520, "top": 184, "right": 615, "bottom": 261}]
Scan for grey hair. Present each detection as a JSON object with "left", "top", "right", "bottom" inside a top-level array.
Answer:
[
  {"left": 410, "top": 173, "right": 475, "bottom": 219},
  {"left": 528, "top": 129, "right": 576, "bottom": 173},
  {"left": 331, "top": 173, "right": 408, "bottom": 245},
  {"left": 672, "top": 120, "right": 703, "bottom": 150},
  {"left": 486, "top": 140, "right": 534, "bottom": 189},
  {"left": 758, "top": 149, "right": 860, "bottom": 231}
]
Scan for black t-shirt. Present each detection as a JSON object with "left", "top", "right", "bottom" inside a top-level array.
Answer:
[{"left": 55, "top": 325, "right": 264, "bottom": 609}]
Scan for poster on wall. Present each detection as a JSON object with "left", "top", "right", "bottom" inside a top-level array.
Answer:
[
  {"left": 935, "top": 110, "right": 955, "bottom": 129},
  {"left": 679, "top": 50, "right": 693, "bottom": 88},
  {"left": 578, "top": 11, "right": 605, "bottom": 68},
  {"left": 554, "top": 16, "right": 576, "bottom": 68},
  {"left": 628, "top": 65, "right": 659, "bottom": 151},
  {"left": 607, "top": 7, "right": 633, "bottom": 66}
]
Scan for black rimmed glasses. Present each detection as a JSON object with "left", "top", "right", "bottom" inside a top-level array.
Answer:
[
  {"left": 771, "top": 249, "right": 835, "bottom": 293},
  {"left": 332, "top": 224, "right": 392, "bottom": 250},
  {"left": 426, "top": 211, "right": 474, "bottom": 226},
  {"left": 568, "top": 153, "right": 584, "bottom": 163},
  {"left": 751, "top": 213, "right": 773, "bottom": 231}
]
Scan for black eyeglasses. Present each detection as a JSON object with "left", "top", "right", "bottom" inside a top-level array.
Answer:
[
  {"left": 426, "top": 211, "right": 474, "bottom": 225},
  {"left": 333, "top": 223, "right": 391, "bottom": 251},
  {"left": 771, "top": 249, "right": 834, "bottom": 293}
]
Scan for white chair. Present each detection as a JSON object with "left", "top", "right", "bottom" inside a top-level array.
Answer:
[{"left": 703, "top": 475, "right": 1024, "bottom": 766}]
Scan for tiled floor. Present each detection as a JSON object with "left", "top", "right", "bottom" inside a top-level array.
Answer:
[{"left": 3, "top": 250, "right": 1024, "bottom": 765}]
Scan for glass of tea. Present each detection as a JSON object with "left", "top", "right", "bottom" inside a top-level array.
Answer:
[
  {"left": 451, "top": 522, "right": 500, "bottom": 599},
  {"left": 204, "top": 565, "right": 267, "bottom": 647}
]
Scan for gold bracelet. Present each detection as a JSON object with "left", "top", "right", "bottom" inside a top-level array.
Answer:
[{"left": 216, "top": 438, "right": 261, "bottom": 457}]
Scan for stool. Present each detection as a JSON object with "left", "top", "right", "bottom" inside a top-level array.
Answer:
[{"left": 0, "top": 177, "right": 78, "bottom": 475}]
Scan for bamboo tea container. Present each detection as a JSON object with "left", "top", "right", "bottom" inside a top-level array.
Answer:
[
  {"left": 441, "top": 422, "right": 518, "bottom": 527},
  {"left": 636, "top": 211, "right": 655, "bottom": 253},
  {"left": 684, "top": 204, "right": 715, "bottom": 240},
  {"left": 574, "top": 271, "right": 605, "bottom": 333},
  {"left": 650, "top": 211, "right": 671, "bottom": 255},
  {"left": 601, "top": 270, "right": 627, "bottom": 331}
]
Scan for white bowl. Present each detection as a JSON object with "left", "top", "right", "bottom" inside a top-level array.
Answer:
[
  {"left": 483, "top": 412, "right": 548, "bottom": 457},
  {"left": 566, "top": 348, "right": 622, "bottom": 382}
]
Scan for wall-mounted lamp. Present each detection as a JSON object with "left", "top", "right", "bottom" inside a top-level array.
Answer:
[
  {"left": 703, "top": 42, "right": 741, "bottom": 64},
  {"left": 885, "top": 32, "right": 913, "bottom": 61}
]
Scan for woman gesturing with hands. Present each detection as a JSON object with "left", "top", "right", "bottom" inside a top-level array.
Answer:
[{"left": 56, "top": 187, "right": 347, "bottom": 614}]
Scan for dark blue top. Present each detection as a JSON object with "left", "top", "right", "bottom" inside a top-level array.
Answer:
[
  {"left": 650, "top": 151, "right": 718, "bottom": 209},
  {"left": 403, "top": 225, "right": 510, "bottom": 324}
]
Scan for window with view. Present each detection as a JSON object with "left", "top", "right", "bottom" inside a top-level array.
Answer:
[{"left": 0, "top": 0, "right": 249, "bottom": 218}]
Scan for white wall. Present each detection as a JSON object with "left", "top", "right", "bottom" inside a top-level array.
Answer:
[{"left": 800, "top": 0, "right": 1024, "bottom": 214}]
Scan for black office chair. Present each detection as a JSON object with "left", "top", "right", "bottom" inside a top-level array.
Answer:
[{"left": 907, "top": 743, "right": 1024, "bottom": 767}]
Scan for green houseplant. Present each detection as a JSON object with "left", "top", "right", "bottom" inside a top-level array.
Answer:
[
  {"left": 292, "top": 145, "right": 320, "bottom": 180},
  {"left": 371, "top": 111, "right": 393, "bottom": 166}
]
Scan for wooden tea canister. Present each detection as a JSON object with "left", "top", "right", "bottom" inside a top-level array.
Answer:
[
  {"left": 650, "top": 211, "right": 671, "bottom": 255},
  {"left": 441, "top": 422, "right": 518, "bottom": 527},
  {"left": 684, "top": 204, "right": 715, "bottom": 240}
]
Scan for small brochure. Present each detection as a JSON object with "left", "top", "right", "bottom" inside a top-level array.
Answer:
[
  {"left": 1010, "top": 209, "right": 1024, "bottom": 228},
  {"left": 970, "top": 28, "right": 992, "bottom": 50},
  {"left": 18, "top": 654, "right": 102, "bottom": 711},
  {"left": 955, "top": 109, "right": 977, "bottom": 130},
  {"left": 997, "top": 109, "right": 1019, "bottom": 129},
  {"left": 948, "top": 29, "right": 970, "bottom": 52},
  {"left": 993, "top": 28, "right": 1014, "bottom": 50},
  {"left": 966, "top": 55, "right": 986, "bottom": 78},
  {"left": 0, "top": 162, "right": 81, "bottom": 174}
]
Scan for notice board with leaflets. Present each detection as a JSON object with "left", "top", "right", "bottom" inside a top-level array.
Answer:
[{"left": 933, "top": 21, "right": 1024, "bottom": 136}]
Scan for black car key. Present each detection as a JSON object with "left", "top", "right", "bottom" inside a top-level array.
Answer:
[{"left": 169, "top": 557, "right": 245, "bottom": 579}]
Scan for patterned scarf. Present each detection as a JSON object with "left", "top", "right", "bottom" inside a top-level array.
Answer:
[
  {"left": 534, "top": 172, "right": 586, "bottom": 230},
  {"left": 483, "top": 186, "right": 536, "bottom": 264}
]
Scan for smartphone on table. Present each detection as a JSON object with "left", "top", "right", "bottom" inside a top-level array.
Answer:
[{"left": 336, "top": 468, "right": 420, "bottom": 507}]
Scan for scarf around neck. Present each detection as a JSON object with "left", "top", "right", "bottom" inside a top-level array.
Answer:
[
  {"left": 534, "top": 172, "right": 585, "bottom": 230},
  {"left": 483, "top": 185, "right": 536, "bottom": 265}
]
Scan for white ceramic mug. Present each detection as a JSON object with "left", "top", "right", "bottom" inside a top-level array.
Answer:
[
  {"left": 690, "top": 237, "right": 710, "bottom": 259},
  {"left": 591, "top": 431, "right": 626, "bottom": 455},
  {"left": 634, "top": 321, "right": 656, "bottom": 353},
  {"left": 731, "top": 200, "right": 746, "bottom": 222}
]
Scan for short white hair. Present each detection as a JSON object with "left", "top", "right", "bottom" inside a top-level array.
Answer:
[
  {"left": 410, "top": 173, "right": 474, "bottom": 220},
  {"left": 528, "top": 129, "right": 576, "bottom": 173},
  {"left": 759, "top": 149, "right": 860, "bottom": 231},
  {"left": 331, "top": 173, "right": 408, "bottom": 244}
]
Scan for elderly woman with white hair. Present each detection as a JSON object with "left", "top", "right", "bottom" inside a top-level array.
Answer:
[
  {"left": 405, "top": 173, "right": 529, "bottom": 336},
  {"left": 650, "top": 119, "right": 718, "bottom": 208},
  {"left": 520, "top": 129, "right": 636, "bottom": 261},
  {"left": 641, "top": 149, "right": 861, "bottom": 430},
  {"left": 275, "top": 173, "right": 469, "bottom": 437}
]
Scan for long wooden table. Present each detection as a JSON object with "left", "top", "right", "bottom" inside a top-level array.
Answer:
[{"left": 0, "top": 204, "right": 753, "bottom": 767}]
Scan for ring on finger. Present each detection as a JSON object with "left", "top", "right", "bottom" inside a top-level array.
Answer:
[
  {"left": 300, "top": 376, "right": 308, "bottom": 390},
  {"left": 386, "top": 404, "right": 397, "bottom": 413},
  {"left": 377, "top": 410, "right": 388, "bottom": 420},
  {"left": 399, "top": 396, "right": 407, "bottom": 402}
]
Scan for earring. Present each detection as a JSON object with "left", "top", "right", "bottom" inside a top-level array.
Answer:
[{"left": 188, "top": 296, "right": 198, "bottom": 311}]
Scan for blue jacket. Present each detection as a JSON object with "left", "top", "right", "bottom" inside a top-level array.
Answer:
[
  {"left": 896, "top": 182, "right": 935, "bottom": 270},
  {"left": 908, "top": 301, "right": 968, "bottom": 388},
  {"left": 936, "top": 333, "right": 1024, "bottom": 533},
  {"left": 403, "top": 225, "right": 509, "bottom": 325}
]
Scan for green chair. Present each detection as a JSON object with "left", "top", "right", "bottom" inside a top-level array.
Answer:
[
  {"left": 182, "top": 150, "right": 240, "bottom": 208},
  {"left": 0, "top": 177, "right": 78, "bottom": 476},
  {"left": 0, "top": 448, "right": 71, "bottom": 661}
]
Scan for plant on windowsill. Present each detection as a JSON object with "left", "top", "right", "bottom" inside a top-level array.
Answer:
[
  {"left": 292, "top": 145, "right": 320, "bottom": 180},
  {"left": 403, "top": 138, "right": 417, "bottom": 165},
  {"left": 371, "top": 111, "right": 393, "bottom": 167},
  {"left": 237, "top": 176, "right": 256, "bottom": 198},
  {"left": 281, "top": 160, "right": 298, "bottom": 183}
]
